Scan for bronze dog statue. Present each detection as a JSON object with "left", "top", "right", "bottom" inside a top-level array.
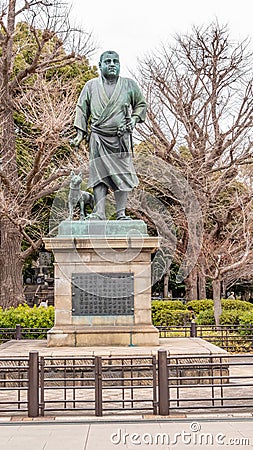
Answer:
[{"left": 68, "top": 171, "right": 94, "bottom": 220}]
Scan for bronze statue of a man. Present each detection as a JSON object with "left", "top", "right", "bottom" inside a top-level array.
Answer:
[{"left": 73, "top": 51, "right": 146, "bottom": 220}]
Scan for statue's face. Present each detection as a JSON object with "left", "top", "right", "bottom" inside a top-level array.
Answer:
[{"left": 99, "top": 52, "right": 120, "bottom": 79}]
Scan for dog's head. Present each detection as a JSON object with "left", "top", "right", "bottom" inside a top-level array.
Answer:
[{"left": 70, "top": 170, "right": 82, "bottom": 188}]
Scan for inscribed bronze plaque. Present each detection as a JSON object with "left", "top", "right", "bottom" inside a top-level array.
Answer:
[{"left": 71, "top": 273, "right": 134, "bottom": 316}]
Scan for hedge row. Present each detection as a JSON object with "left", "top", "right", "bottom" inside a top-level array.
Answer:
[
  {"left": 151, "top": 299, "right": 253, "bottom": 326},
  {"left": 0, "top": 304, "right": 54, "bottom": 328}
]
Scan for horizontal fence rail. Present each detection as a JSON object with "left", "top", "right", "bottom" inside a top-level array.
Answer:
[{"left": 0, "top": 352, "right": 253, "bottom": 417}]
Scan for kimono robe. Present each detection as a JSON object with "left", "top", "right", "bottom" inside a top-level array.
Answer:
[{"left": 74, "top": 76, "right": 146, "bottom": 191}]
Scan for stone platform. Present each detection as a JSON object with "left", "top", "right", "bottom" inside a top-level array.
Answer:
[
  {"left": 0, "top": 338, "right": 228, "bottom": 357},
  {"left": 44, "top": 233, "right": 160, "bottom": 347},
  {"left": 57, "top": 219, "right": 148, "bottom": 238}
]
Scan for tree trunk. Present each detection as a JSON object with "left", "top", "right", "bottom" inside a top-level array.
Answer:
[
  {"left": 212, "top": 278, "right": 222, "bottom": 326},
  {"left": 198, "top": 271, "right": 206, "bottom": 299},
  {"left": 197, "top": 255, "right": 206, "bottom": 299},
  {"left": 0, "top": 1, "right": 23, "bottom": 308},
  {"left": 221, "top": 280, "right": 226, "bottom": 298},
  {"left": 185, "top": 267, "right": 198, "bottom": 301},
  {"left": 163, "top": 272, "right": 169, "bottom": 298},
  {"left": 0, "top": 219, "right": 25, "bottom": 308}
]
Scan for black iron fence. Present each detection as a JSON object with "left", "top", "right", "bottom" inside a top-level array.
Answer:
[{"left": 1, "top": 351, "right": 253, "bottom": 417}]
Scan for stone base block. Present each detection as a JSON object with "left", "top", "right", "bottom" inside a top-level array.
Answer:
[
  {"left": 57, "top": 219, "right": 148, "bottom": 237},
  {"left": 47, "top": 325, "right": 159, "bottom": 347}
]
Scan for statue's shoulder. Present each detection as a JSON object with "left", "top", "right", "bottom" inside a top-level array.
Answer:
[
  {"left": 79, "top": 77, "right": 99, "bottom": 98},
  {"left": 84, "top": 77, "right": 99, "bottom": 88},
  {"left": 121, "top": 77, "right": 140, "bottom": 89},
  {"left": 121, "top": 76, "right": 137, "bottom": 85}
]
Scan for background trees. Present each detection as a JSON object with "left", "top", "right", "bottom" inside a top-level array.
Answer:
[
  {"left": 0, "top": 0, "right": 96, "bottom": 307},
  {"left": 137, "top": 22, "right": 253, "bottom": 323}
]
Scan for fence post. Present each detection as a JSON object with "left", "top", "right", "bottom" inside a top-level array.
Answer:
[
  {"left": 190, "top": 321, "right": 197, "bottom": 338},
  {"left": 95, "top": 356, "right": 102, "bottom": 416},
  {"left": 28, "top": 351, "right": 39, "bottom": 417},
  {"left": 158, "top": 349, "right": 169, "bottom": 415},
  {"left": 15, "top": 324, "right": 21, "bottom": 340}
]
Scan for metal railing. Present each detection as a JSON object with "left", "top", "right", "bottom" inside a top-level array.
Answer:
[
  {"left": 40, "top": 356, "right": 97, "bottom": 416},
  {"left": 39, "top": 355, "right": 158, "bottom": 416},
  {"left": 157, "top": 323, "right": 253, "bottom": 352},
  {"left": 1, "top": 323, "right": 253, "bottom": 351},
  {"left": 0, "top": 325, "right": 49, "bottom": 343},
  {"left": 1, "top": 351, "right": 253, "bottom": 417},
  {"left": 0, "top": 356, "right": 29, "bottom": 415},
  {"left": 0, "top": 352, "right": 158, "bottom": 417},
  {"left": 158, "top": 351, "right": 253, "bottom": 415}
]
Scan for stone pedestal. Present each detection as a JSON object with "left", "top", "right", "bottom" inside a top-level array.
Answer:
[{"left": 44, "top": 220, "right": 159, "bottom": 347}]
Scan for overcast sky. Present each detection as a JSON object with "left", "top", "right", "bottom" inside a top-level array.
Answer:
[{"left": 68, "top": 0, "right": 253, "bottom": 76}]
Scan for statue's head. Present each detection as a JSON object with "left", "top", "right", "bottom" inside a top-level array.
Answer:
[{"left": 99, "top": 51, "right": 120, "bottom": 80}]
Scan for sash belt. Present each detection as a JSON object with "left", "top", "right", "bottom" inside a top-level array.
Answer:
[{"left": 90, "top": 125, "right": 129, "bottom": 153}]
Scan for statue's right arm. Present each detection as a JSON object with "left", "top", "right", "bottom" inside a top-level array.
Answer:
[{"left": 72, "top": 83, "right": 91, "bottom": 147}]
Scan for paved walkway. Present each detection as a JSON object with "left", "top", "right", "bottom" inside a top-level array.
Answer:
[{"left": 0, "top": 416, "right": 253, "bottom": 449}]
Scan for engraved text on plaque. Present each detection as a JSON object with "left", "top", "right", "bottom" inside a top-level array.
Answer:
[{"left": 71, "top": 273, "right": 134, "bottom": 316}]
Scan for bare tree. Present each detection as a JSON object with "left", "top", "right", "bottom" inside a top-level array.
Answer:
[
  {"left": 202, "top": 188, "right": 253, "bottom": 323},
  {"left": 0, "top": 0, "right": 95, "bottom": 307},
  {"left": 137, "top": 22, "right": 253, "bottom": 320}
]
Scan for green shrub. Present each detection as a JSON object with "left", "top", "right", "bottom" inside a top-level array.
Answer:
[
  {"left": 197, "top": 308, "right": 252, "bottom": 326},
  {"left": 219, "top": 311, "right": 241, "bottom": 325},
  {"left": 152, "top": 300, "right": 189, "bottom": 326},
  {"left": 237, "top": 312, "right": 253, "bottom": 336},
  {"left": 0, "top": 304, "right": 54, "bottom": 329},
  {"left": 152, "top": 310, "right": 191, "bottom": 326},
  {"left": 187, "top": 299, "right": 214, "bottom": 314},
  {"left": 239, "top": 311, "right": 253, "bottom": 325},
  {"left": 152, "top": 300, "right": 186, "bottom": 311},
  {"left": 197, "top": 309, "right": 215, "bottom": 325},
  {"left": 221, "top": 299, "right": 253, "bottom": 311}
]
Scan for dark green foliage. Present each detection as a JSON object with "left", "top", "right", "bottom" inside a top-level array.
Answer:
[
  {"left": 197, "top": 308, "right": 253, "bottom": 326},
  {"left": 152, "top": 309, "right": 191, "bottom": 326},
  {"left": 239, "top": 311, "right": 253, "bottom": 325},
  {"left": 238, "top": 312, "right": 253, "bottom": 336}
]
